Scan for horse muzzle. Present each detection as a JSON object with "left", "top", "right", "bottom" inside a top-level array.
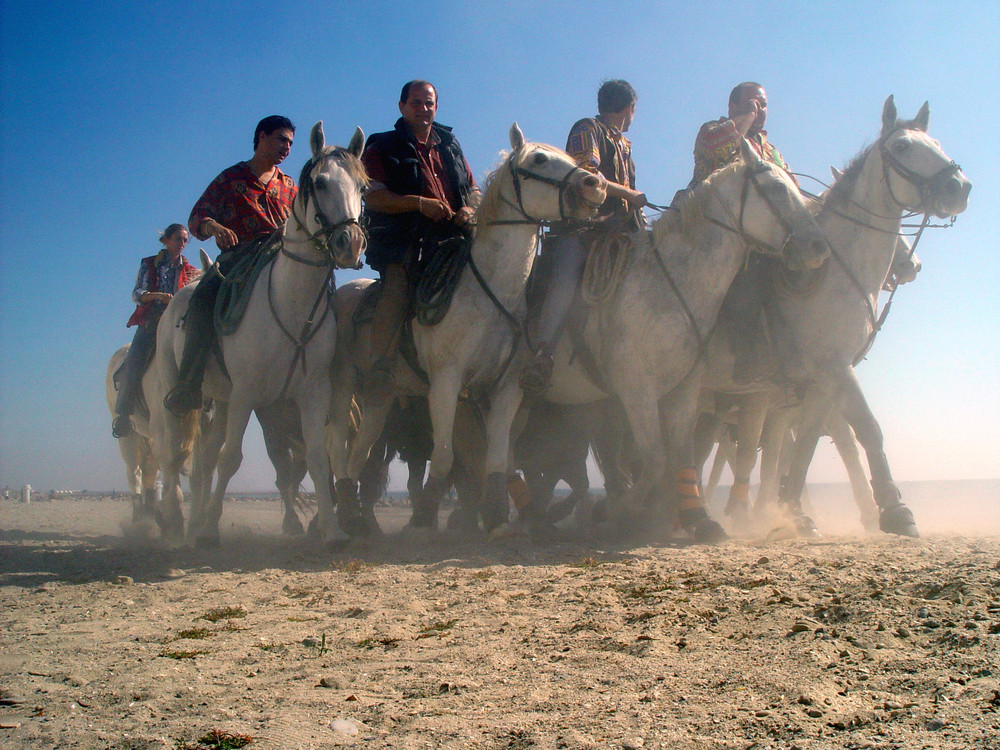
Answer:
[
  {"left": 333, "top": 223, "right": 367, "bottom": 269},
  {"left": 785, "top": 222, "right": 830, "bottom": 272},
  {"left": 929, "top": 169, "right": 971, "bottom": 219},
  {"left": 567, "top": 172, "right": 607, "bottom": 219}
]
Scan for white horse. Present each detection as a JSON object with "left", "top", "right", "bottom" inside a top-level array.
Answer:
[
  {"left": 328, "top": 124, "right": 607, "bottom": 533},
  {"left": 697, "top": 234, "right": 923, "bottom": 532},
  {"left": 157, "top": 123, "right": 368, "bottom": 547},
  {"left": 759, "top": 96, "right": 970, "bottom": 536},
  {"left": 542, "top": 138, "right": 830, "bottom": 542},
  {"left": 106, "top": 345, "right": 159, "bottom": 513}
]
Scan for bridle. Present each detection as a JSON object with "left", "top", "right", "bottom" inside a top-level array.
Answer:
[
  {"left": 270, "top": 150, "right": 366, "bottom": 399},
  {"left": 286, "top": 151, "right": 366, "bottom": 269},
  {"left": 491, "top": 146, "right": 602, "bottom": 226},
  {"left": 879, "top": 128, "right": 962, "bottom": 215}
]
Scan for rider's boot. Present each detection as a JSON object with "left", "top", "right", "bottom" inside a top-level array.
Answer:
[
  {"left": 163, "top": 283, "right": 217, "bottom": 416},
  {"left": 519, "top": 342, "right": 555, "bottom": 396}
]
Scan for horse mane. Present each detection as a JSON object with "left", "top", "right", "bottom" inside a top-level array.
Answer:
[
  {"left": 474, "top": 150, "right": 514, "bottom": 228},
  {"left": 652, "top": 159, "right": 744, "bottom": 247},
  {"left": 299, "top": 146, "right": 370, "bottom": 190},
  {"left": 823, "top": 143, "right": 872, "bottom": 209}
]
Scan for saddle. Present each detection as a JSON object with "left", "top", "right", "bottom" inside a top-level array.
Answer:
[{"left": 213, "top": 232, "right": 283, "bottom": 336}]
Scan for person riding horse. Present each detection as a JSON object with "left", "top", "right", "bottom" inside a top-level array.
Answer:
[
  {"left": 360, "top": 80, "right": 481, "bottom": 395},
  {"left": 111, "top": 223, "right": 200, "bottom": 438},
  {"left": 519, "top": 79, "right": 648, "bottom": 395},
  {"left": 688, "top": 82, "right": 795, "bottom": 383},
  {"left": 163, "top": 115, "right": 299, "bottom": 416}
]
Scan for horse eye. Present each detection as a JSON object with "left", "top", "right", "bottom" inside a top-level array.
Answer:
[
  {"left": 893, "top": 140, "right": 909, "bottom": 154},
  {"left": 315, "top": 175, "right": 329, "bottom": 188},
  {"left": 532, "top": 152, "right": 547, "bottom": 165}
]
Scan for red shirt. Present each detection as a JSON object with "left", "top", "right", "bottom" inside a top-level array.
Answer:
[{"left": 188, "top": 161, "right": 298, "bottom": 244}]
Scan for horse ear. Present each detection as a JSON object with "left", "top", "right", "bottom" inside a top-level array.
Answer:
[
  {"left": 348, "top": 126, "right": 365, "bottom": 158},
  {"left": 830, "top": 166, "right": 843, "bottom": 182},
  {"left": 914, "top": 101, "right": 930, "bottom": 132},
  {"left": 881, "top": 96, "right": 897, "bottom": 134},
  {"left": 738, "top": 137, "right": 761, "bottom": 166},
  {"left": 199, "top": 247, "right": 213, "bottom": 273},
  {"left": 310, "top": 121, "right": 325, "bottom": 157},
  {"left": 509, "top": 122, "right": 525, "bottom": 151}
]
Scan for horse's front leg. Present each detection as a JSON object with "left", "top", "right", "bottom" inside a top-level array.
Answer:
[
  {"left": 825, "top": 408, "right": 879, "bottom": 532},
  {"left": 479, "top": 381, "right": 524, "bottom": 533},
  {"left": 838, "top": 369, "right": 918, "bottom": 537},
  {"left": 777, "top": 382, "right": 840, "bottom": 537},
  {"left": 417, "top": 371, "right": 463, "bottom": 530},
  {"left": 726, "top": 392, "right": 771, "bottom": 527},
  {"left": 660, "top": 380, "right": 728, "bottom": 544},
  {"left": 612, "top": 383, "right": 666, "bottom": 531},
  {"left": 298, "top": 382, "right": 349, "bottom": 546}
]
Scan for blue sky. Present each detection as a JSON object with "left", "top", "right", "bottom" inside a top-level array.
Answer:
[{"left": 1, "top": 1, "right": 997, "bottom": 492}]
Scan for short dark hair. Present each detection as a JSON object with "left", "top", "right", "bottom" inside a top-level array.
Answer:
[
  {"left": 399, "top": 80, "right": 436, "bottom": 104},
  {"left": 253, "top": 115, "right": 295, "bottom": 150},
  {"left": 597, "top": 79, "right": 637, "bottom": 115},
  {"left": 729, "top": 82, "right": 763, "bottom": 107}
]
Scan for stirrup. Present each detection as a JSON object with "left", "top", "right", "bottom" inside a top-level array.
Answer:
[
  {"left": 163, "top": 384, "right": 202, "bottom": 416},
  {"left": 111, "top": 415, "right": 134, "bottom": 439},
  {"left": 519, "top": 344, "right": 554, "bottom": 396}
]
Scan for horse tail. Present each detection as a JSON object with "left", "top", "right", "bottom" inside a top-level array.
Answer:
[
  {"left": 167, "top": 411, "right": 202, "bottom": 477},
  {"left": 348, "top": 395, "right": 362, "bottom": 441}
]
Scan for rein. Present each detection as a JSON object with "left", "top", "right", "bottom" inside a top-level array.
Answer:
[{"left": 270, "top": 150, "right": 364, "bottom": 398}]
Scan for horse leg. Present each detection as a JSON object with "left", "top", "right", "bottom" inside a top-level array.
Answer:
[
  {"left": 660, "top": 383, "right": 728, "bottom": 544},
  {"left": 187, "top": 402, "right": 225, "bottom": 544},
  {"left": 756, "top": 407, "right": 794, "bottom": 517},
  {"left": 258, "top": 403, "right": 306, "bottom": 536},
  {"left": 777, "top": 386, "right": 838, "bottom": 536},
  {"left": 339, "top": 395, "right": 395, "bottom": 535},
  {"left": 826, "top": 410, "right": 879, "bottom": 532},
  {"left": 353, "top": 433, "right": 389, "bottom": 537},
  {"left": 194, "top": 401, "right": 252, "bottom": 548},
  {"left": 419, "top": 374, "right": 463, "bottom": 530},
  {"left": 298, "top": 384, "right": 348, "bottom": 546},
  {"left": 479, "top": 383, "right": 524, "bottom": 533},
  {"left": 726, "top": 393, "right": 769, "bottom": 528},
  {"left": 838, "top": 371, "right": 918, "bottom": 537}
]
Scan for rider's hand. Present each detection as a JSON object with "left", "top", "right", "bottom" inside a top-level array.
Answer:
[
  {"left": 626, "top": 191, "right": 648, "bottom": 209},
  {"left": 453, "top": 206, "right": 476, "bottom": 226},
  {"left": 204, "top": 219, "right": 239, "bottom": 250},
  {"left": 418, "top": 197, "right": 454, "bottom": 222}
]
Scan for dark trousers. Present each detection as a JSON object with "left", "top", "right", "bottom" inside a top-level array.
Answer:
[
  {"left": 115, "top": 316, "right": 159, "bottom": 416},
  {"left": 175, "top": 258, "right": 229, "bottom": 390}
]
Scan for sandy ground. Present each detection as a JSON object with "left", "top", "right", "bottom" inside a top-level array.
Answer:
[{"left": 1, "top": 492, "right": 999, "bottom": 750}]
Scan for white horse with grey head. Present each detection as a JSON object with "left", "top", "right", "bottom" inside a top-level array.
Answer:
[{"left": 156, "top": 123, "right": 368, "bottom": 547}]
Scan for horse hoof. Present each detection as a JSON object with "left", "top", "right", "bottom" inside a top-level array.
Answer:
[
  {"left": 793, "top": 514, "right": 820, "bottom": 538},
  {"left": 880, "top": 504, "right": 919, "bottom": 538},
  {"left": 446, "top": 507, "right": 480, "bottom": 534},
  {"left": 692, "top": 518, "right": 729, "bottom": 545},
  {"left": 306, "top": 515, "right": 321, "bottom": 539},
  {"left": 282, "top": 514, "right": 306, "bottom": 536}
]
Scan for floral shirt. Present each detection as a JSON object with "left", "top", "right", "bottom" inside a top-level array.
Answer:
[
  {"left": 188, "top": 162, "right": 298, "bottom": 246},
  {"left": 690, "top": 117, "right": 789, "bottom": 186}
]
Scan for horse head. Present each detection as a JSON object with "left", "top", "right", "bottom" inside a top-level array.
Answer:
[
  {"left": 730, "top": 138, "right": 829, "bottom": 271},
  {"left": 492, "top": 123, "right": 607, "bottom": 224},
  {"left": 879, "top": 96, "right": 971, "bottom": 219},
  {"left": 291, "top": 122, "right": 369, "bottom": 269}
]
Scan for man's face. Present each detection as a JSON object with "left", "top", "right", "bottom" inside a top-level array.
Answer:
[
  {"left": 399, "top": 84, "right": 437, "bottom": 132},
  {"left": 733, "top": 86, "right": 767, "bottom": 132},
  {"left": 257, "top": 127, "right": 294, "bottom": 165},
  {"left": 622, "top": 101, "right": 637, "bottom": 133}
]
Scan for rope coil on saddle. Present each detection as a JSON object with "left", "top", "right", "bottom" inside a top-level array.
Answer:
[
  {"left": 213, "top": 232, "right": 282, "bottom": 336},
  {"left": 581, "top": 230, "right": 632, "bottom": 305}
]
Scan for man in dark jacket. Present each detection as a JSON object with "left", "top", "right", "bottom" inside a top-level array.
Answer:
[{"left": 360, "top": 80, "right": 480, "bottom": 392}]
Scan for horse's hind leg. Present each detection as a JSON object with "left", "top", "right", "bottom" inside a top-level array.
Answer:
[
  {"left": 258, "top": 402, "right": 306, "bottom": 536},
  {"left": 195, "top": 402, "right": 252, "bottom": 548},
  {"left": 839, "top": 370, "right": 918, "bottom": 537}
]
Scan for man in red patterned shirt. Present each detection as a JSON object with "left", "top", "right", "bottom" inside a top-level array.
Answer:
[{"left": 164, "top": 116, "right": 298, "bottom": 415}]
